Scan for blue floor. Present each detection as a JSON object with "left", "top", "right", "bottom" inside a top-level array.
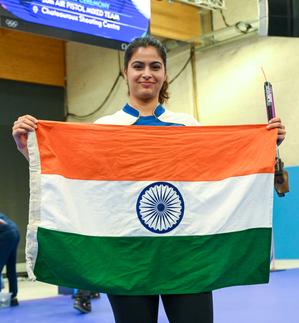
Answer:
[
  {"left": 213, "top": 269, "right": 299, "bottom": 323},
  {"left": 1, "top": 269, "right": 299, "bottom": 323}
]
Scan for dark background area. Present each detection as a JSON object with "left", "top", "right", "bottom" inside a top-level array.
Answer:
[
  {"left": 268, "top": 0, "right": 299, "bottom": 36},
  {"left": 0, "top": 78, "right": 65, "bottom": 264}
]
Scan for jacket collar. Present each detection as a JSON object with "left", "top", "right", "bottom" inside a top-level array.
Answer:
[
  {"left": 94, "top": 104, "right": 199, "bottom": 126},
  {"left": 122, "top": 104, "right": 165, "bottom": 119}
]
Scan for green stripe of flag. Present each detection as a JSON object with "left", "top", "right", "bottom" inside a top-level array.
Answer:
[{"left": 34, "top": 227, "right": 271, "bottom": 295}]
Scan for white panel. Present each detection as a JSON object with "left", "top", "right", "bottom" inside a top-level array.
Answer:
[
  {"left": 39, "top": 173, "right": 273, "bottom": 237},
  {"left": 196, "top": 35, "right": 299, "bottom": 166},
  {"left": 166, "top": 48, "right": 195, "bottom": 116},
  {"left": 66, "top": 41, "right": 127, "bottom": 123},
  {"left": 258, "top": 0, "right": 269, "bottom": 36}
]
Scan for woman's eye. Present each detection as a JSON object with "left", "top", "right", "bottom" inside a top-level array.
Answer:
[
  {"left": 133, "top": 65, "right": 143, "bottom": 70},
  {"left": 152, "top": 65, "right": 161, "bottom": 70}
]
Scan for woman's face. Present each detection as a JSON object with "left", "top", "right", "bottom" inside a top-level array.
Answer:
[{"left": 124, "top": 46, "right": 166, "bottom": 103}]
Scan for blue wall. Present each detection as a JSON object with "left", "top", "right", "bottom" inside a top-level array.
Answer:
[{"left": 273, "top": 166, "right": 299, "bottom": 259}]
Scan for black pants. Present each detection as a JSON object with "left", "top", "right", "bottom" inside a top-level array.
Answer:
[
  {"left": 108, "top": 292, "right": 213, "bottom": 323},
  {"left": 0, "top": 228, "right": 20, "bottom": 298}
]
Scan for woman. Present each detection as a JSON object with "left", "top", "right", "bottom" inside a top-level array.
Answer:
[{"left": 12, "top": 36, "right": 286, "bottom": 323}]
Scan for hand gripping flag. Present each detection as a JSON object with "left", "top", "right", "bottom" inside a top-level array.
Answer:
[{"left": 26, "top": 121, "right": 277, "bottom": 295}]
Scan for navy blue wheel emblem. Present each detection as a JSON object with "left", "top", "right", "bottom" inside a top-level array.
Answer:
[{"left": 136, "top": 182, "right": 185, "bottom": 234}]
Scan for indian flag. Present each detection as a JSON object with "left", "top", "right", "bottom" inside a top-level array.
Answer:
[{"left": 26, "top": 121, "right": 277, "bottom": 295}]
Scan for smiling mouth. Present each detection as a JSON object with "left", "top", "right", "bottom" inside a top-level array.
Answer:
[{"left": 139, "top": 82, "right": 155, "bottom": 85}]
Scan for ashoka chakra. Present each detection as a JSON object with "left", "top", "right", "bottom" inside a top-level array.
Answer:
[{"left": 136, "top": 182, "right": 185, "bottom": 234}]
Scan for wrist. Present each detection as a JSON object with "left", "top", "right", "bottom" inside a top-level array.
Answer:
[{"left": 18, "top": 147, "right": 29, "bottom": 161}]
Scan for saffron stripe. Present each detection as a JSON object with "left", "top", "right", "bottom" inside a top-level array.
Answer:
[{"left": 33, "top": 121, "right": 277, "bottom": 181}]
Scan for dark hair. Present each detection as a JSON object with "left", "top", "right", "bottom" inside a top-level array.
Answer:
[{"left": 124, "top": 36, "right": 169, "bottom": 104}]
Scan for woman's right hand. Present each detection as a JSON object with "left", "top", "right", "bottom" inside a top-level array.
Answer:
[{"left": 12, "top": 115, "right": 38, "bottom": 160}]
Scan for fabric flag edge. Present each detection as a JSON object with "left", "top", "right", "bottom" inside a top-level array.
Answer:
[{"left": 26, "top": 131, "right": 42, "bottom": 280}]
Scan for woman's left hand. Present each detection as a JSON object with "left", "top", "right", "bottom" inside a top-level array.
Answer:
[{"left": 267, "top": 117, "right": 286, "bottom": 146}]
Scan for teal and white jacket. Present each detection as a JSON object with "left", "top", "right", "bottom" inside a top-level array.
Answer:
[{"left": 94, "top": 104, "right": 199, "bottom": 126}]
